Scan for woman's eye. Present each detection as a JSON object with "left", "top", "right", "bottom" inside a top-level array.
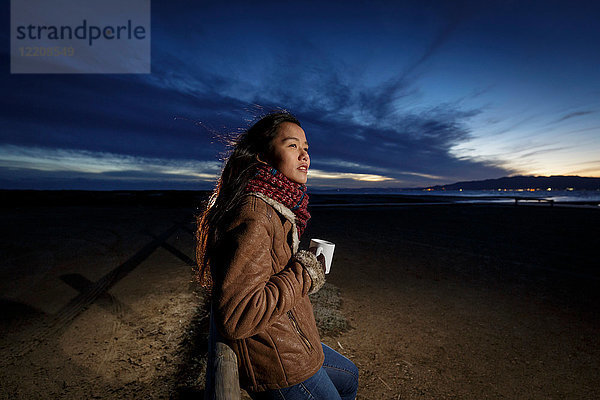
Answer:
[{"left": 289, "top": 144, "right": 297, "bottom": 148}]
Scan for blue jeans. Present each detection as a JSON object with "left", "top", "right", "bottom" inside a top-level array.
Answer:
[{"left": 248, "top": 343, "right": 359, "bottom": 400}]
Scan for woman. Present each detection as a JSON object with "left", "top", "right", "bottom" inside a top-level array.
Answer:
[{"left": 196, "top": 111, "right": 358, "bottom": 399}]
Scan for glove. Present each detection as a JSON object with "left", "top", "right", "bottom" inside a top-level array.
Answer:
[{"left": 292, "top": 250, "right": 326, "bottom": 295}]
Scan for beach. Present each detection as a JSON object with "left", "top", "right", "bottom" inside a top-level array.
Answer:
[
  {"left": 1, "top": 192, "right": 599, "bottom": 399},
  {"left": 308, "top": 203, "right": 600, "bottom": 399}
]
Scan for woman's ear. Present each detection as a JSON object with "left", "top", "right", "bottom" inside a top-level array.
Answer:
[{"left": 255, "top": 154, "right": 269, "bottom": 165}]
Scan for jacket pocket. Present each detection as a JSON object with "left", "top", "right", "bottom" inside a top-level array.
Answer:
[{"left": 287, "top": 310, "right": 313, "bottom": 352}]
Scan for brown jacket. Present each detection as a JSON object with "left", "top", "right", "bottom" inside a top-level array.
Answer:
[{"left": 211, "top": 192, "right": 325, "bottom": 392}]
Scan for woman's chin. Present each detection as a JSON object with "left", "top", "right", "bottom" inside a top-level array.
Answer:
[
  {"left": 284, "top": 172, "right": 308, "bottom": 185},
  {"left": 295, "top": 175, "right": 308, "bottom": 185}
]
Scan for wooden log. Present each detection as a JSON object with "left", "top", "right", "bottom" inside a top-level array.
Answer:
[{"left": 204, "top": 307, "right": 241, "bottom": 400}]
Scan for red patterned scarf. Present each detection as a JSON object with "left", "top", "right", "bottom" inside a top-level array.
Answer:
[{"left": 244, "top": 163, "right": 311, "bottom": 237}]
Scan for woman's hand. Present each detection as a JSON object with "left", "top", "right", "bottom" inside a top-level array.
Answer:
[{"left": 308, "top": 247, "right": 326, "bottom": 274}]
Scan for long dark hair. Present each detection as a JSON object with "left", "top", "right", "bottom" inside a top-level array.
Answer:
[{"left": 195, "top": 111, "right": 302, "bottom": 292}]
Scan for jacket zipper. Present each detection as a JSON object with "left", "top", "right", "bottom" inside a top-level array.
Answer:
[{"left": 287, "top": 310, "right": 313, "bottom": 351}]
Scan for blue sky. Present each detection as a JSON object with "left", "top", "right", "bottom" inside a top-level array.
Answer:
[{"left": 1, "top": 0, "right": 599, "bottom": 190}]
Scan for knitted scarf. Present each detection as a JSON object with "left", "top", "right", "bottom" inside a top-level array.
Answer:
[{"left": 244, "top": 163, "right": 311, "bottom": 238}]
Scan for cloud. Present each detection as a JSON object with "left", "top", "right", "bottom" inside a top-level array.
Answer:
[
  {"left": 554, "top": 110, "right": 595, "bottom": 124},
  {"left": 1, "top": 1, "right": 517, "bottom": 190},
  {"left": 308, "top": 169, "right": 394, "bottom": 182},
  {"left": 0, "top": 166, "right": 212, "bottom": 190},
  {"left": 149, "top": 30, "right": 512, "bottom": 186},
  {"left": 2, "top": 48, "right": 512, "bottom": 189},
  {"left": 0, "top": 145, "right": 222, "bottom": 189},
  {"left": 518, "top": 146, "right": 571, "bottom": 159}
]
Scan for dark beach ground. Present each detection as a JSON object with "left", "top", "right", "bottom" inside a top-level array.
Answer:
[{"left": 1, "top": 191, "right": 599, "bottom": 399}]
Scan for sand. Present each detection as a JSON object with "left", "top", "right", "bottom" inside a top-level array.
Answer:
[
  {"left": 307, "top": 204, "right": 600, "bottom": 399},
  {"left": 1, "top": 199, "right": 599, "bottom": 399}
]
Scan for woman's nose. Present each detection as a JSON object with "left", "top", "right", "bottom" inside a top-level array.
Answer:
[{"left": 299, "top": 150, "right": 309, "bottom": 161}]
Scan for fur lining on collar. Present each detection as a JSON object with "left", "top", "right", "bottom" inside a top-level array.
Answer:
[{"left": 247, "top": 192, "right": 299, "bottom": 253}]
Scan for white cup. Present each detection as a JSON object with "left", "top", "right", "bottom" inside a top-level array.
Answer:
[{"left": 309, "top": 239, "right": 335, "bottom": 274}]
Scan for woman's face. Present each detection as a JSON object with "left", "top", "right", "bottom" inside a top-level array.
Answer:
[{"left": 267, "top": 122, "right": 310, "bottom": 184}]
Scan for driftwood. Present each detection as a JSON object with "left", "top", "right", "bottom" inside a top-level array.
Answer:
[{"left": 204, "top": 306, "right": 241, "bottom": 400}]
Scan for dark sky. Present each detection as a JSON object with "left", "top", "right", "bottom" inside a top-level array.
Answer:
[{"left": 2, "top": 0, "right": 599, "bottom": 190}]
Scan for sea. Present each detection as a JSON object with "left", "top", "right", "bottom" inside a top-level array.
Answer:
[
  {"left": 309, "top": 189, "right": 600, "bottom": 206},
  {"left": 410, "top": 189, "right": 600, "bottom": 204}
]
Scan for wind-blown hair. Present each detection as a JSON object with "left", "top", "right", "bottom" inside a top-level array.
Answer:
[{"left": 195, "top": 111, "right": 301, "bottom": 293}]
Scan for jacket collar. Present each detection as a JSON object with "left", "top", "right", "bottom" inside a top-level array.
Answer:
[{"left": 247, "top": 192, "right": 299, "bottom": 253}]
